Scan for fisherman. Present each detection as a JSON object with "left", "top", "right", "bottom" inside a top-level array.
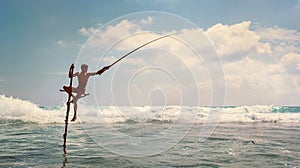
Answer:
[
  {"left": 63, "top": 64, "right": 109, "bottom": 121},
  {"left": 61, "top": 34, "right": 176, "bottom": 122}
]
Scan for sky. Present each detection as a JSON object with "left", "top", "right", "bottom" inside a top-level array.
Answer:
[{"left": 0, "top": 0, "right": 299, "bottom": 106}]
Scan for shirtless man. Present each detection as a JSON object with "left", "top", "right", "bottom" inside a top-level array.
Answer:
[{"left": 63, "top": 64, "right": 109, "bottom": 121}]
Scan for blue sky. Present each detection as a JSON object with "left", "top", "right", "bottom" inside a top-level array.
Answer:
[{"left": 0, "top": 0, "right": 299, "bottom": 106}]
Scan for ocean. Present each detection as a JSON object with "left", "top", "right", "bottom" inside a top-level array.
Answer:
[{"left": 0, "top": 95, "right": 299, "bottom": 167}]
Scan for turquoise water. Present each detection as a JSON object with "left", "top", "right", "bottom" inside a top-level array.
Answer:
[
  {"left": 1, "top": 120, "right": 299, "bottom": 167},
  {"left": 272, "top": 106, "right": 300, "bottom": 113}
]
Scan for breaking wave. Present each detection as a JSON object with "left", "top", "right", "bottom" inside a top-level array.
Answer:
[{"left": 0, "top": 95, "right": 299, "bottom": 124}]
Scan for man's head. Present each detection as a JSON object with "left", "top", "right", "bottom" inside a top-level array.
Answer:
[{"left": 81, "top": 64, "right": 88, "bottom": 72}]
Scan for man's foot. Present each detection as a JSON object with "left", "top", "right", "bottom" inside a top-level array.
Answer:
[
  {"left": 71, "top": 116, "right": 77, "bottom": 122},
  {"left": 63, "top": 86, "right": 72, "bottom": 94}
]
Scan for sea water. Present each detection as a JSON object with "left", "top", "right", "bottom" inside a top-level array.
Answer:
[{"left": 0, "top": 95, "right": 299, "bottom": 167}]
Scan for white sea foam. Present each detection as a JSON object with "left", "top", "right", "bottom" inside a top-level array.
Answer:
[
  {"left": 0, "top": 95, "right": 66, "bottom": 124},
  {"left": 0, "top": 95, "right": 299, "bottom": 124}
]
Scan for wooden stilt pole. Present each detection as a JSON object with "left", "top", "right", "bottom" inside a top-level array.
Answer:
[{"left": 63, "top": 64, "right": 74, "bottom": 154}]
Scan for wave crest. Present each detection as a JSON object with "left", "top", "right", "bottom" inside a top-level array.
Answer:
[
  {"left": 0, "top": 95, "right": 65, "bottom": 124},
  {"left": 0, "top": 95, "right": 299, "bottom": 124}
]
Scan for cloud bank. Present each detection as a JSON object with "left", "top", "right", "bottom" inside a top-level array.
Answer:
[{"left": 77, "top": 18, "right": 299, "bottom": 105}]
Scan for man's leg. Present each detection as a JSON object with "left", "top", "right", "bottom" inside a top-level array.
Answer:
[{"left": 71, "top": 95, "right": 80, "bottom": 122}]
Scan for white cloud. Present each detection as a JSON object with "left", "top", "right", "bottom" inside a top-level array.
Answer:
[
  {"left": 223, "top": 56, "right": 299, "bottom": 104},
  {"left": 256, "top": 27, "right": 300, "bottom": 41},
  {"left": 200, "top": 21, "right": 299, "bottom": 103},
  {"left": 78, "top": 27, "right": 99, "bottom": 36},
  {"left": 85, "top": 20, "right": 141, "bottom": 49},
  {"left": 141, "top": 16, "right": 154, "bottom": 25},
  {"left": 255, "top": 42, "right": 272, "bottom": 55},
  {"left": 204, "top": 21, "right": 272, "bottom": 58},
  {"left": 56, "top": 40, "right": 67, "bottom": 48},
  {"left": 280, "top": 52, "right": 300, "bottom": 73},
  {"left": 57, "top": 40, "right": 64, "bottom": 45},
  {"left": 56, "top": 40, "right": 80, "bottom": 48},
  {"left": 78, "top": 27, "right": 90, "bottom": 36},
  {"left": 255, "top": 26, "right": 300, "bottom": 58}
]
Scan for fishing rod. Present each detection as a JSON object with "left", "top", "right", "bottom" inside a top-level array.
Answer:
[{"left": 98, "top": 32, "right": 179, "bottom": 73}]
